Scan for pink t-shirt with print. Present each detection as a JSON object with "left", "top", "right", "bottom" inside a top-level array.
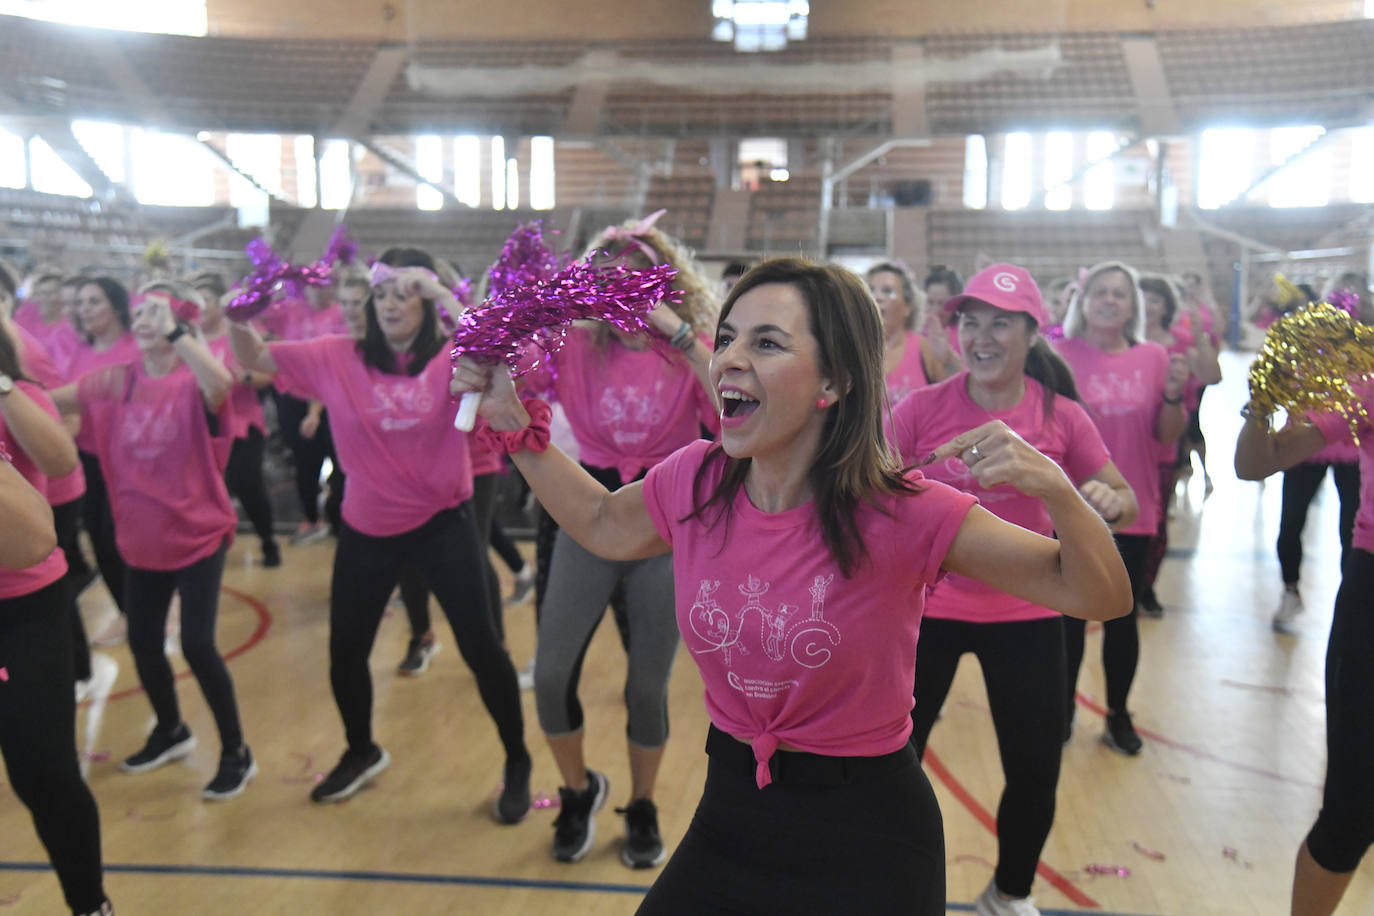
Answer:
[
  {"left": 269, "top": 335, "right": 474, "bottom": 537},
  {"left": 208, "top": 336, "right": 267, "bottom": 438},
  {"left": 12, "top": 324, "right": 85, "bottom": 505},
  {"left": 529, "top": 328, "right": 718, "bottom": 481},
  {"left": 0, "top": 380, "right": 68, "bottom": 598},
  {"left": 643, "top": 439, "right": 977, "bottom": 788},
  {"left": 890, "top": 373, "right": 1112, "bottom": 623},
  {"left": 14, "top": 303, "right": 82, "bottom": 379},
  {"left": 67, "top": 333, "right": 140, "bottom": 452},
  {"left": 78, "top": 363, "right": 236, "bottom": 570},
  {"left": 263, "top": 298, "right": 349, "bottom": 343},
  {"left": 1312, "top": 392, "right": 1374, "bottom": 553},
  {"left": 885, "top": 331, "right": 930, "bottom": 406},
  {"left": 1053, "top": 337, "right": 1170, "bottom": 536}
]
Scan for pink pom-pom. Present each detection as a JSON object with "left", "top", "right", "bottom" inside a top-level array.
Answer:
[
  {"left": 488, "top": 222, "right": 569, "bottom": 298},
  {"left": 1329, "top": 288, "right": 1361, "bottom": 320},
  {"left": 323, "top": 225, "right": 359, "bottom": 267}
]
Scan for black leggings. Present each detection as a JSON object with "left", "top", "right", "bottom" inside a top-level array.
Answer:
[
  {"left": 125, "top": 541, "right": 245, "bottom": 753},
  {"left": 1276, "top": 461, "right": 1360, "bottom": 586},
  {"left": 333, "top": 466, "right": 432, "bottom": 641},
  {"left": 910, "top": 616, "right": 1065, "bottom": 899},
  {"left": 1306, "top": 549, "right": 1374, "bottom": 873},
  {"left": 78, "top": 451, "right": 125, "bottom": 615},
  {"left": 276, "top": 393, "right": 340, "bottom": 527},
  {"left": 0, "top": 578, "right": 106, "bottom": 913},
  {"left": 638, "top": 727, "right": 944, "bottom": 915},
  {"left": 225, "top": 427, "right": 276, "bottom": 549},
  {"left": 329, "top": 505, "right": 527, "bottom": 762},
  {"left": 53, "top": 497, "right": 92, "bottom": 682},
  {"left": 1064, "top": 534, "right": 1149, "bottom": 716},
  {"left": 489, "top": 519, "right": 524, "bottom": 575}
]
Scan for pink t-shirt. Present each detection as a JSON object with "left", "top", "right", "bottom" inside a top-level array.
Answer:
[
  {"left": 643, "top": 439, "right": 977, "bottom": 788},
  {"left": 890, "top": 373, "right": 1111, "bottom": 623},
  {"left": 531, "top": 328, "right": 719, "bottom": 481},
  {"left": 261, "top": 298, "right": 349, "bottom": 342},
  {"left": 885, "top": 331, "right": 930, "bottom": 406},
  {"left": 67, "top": 334, "right": 140, "bottom": 452},
  {"left": 0, "top": 380, "right": 68, "bottom": 598},
  {"left": 270, "top": 335, "right": 474, "bottom": 537},
  {"left": 78, "top": 363, "right": 236, "bottom": 570},
  {"left": 1312, "top": 394, "right": 1374, "bottom": 553},
  {"left": 12, "top": 324, "right": 85, "bottom": 505},
  {"left": 14, "top": 304, "right": 82, "bottom": 379},
  {"left": 208, "top": 336, "right": 267, "bottom": 438},
  {"left": 1053, "top": 337, "right": 1170, "bottom": 536},
  {"left": 468, "top": 427, "right": 506, "bottom": 477}
]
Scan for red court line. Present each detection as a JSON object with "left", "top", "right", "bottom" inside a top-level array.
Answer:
[
  {"left": 923, "top": 747, "right": 1100, "bottom": 908},
  {"left": 1072, "top": 693, "right": 1321, "bottom": 790},
  {"left": 94, "top": 585, "right": 273, "bottom": 704}
]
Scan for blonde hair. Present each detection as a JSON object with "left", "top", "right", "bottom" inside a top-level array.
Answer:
[
  {"left": 1064, "top": 260, "right": 1146, "bottom": 344},
  {"left": 583, "top": 219, "right": 719, "bottom": 346}
]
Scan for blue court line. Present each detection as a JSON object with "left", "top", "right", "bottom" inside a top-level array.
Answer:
[{"left": 0, "top": 860, "right": 1163, "bottom": 914}]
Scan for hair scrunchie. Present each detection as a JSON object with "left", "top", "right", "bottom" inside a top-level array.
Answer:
[{"left": 474, "top": 398, "right": 553, "bottom": 455}]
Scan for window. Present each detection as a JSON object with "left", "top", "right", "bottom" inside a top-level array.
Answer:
[
  {"left": 1267, "top": 125, "right": 1329, "bottom": 208},
  {"left": 454, "top": 135, "right": 481, "bottom": 208},
  {"left": 505, "top": 157, "right": 520, "bottom": 210},
  {"left": 1197, "top": 127, "right": 1255, "bottom": 209},
  {"left": 416, "top": 135, "right": 444, "bottom": 211},
  {"left": 130, "top": 129, "right": 212, "bottom": 206},
  {"left": 711, "top": 0, "right": 808, "bottom": 52},
  {"left": 318, "top": 140, "right": 353, "bottom": 210},
  {"left": 962, "top": 135, "right": 987, "bottom": 209},
  {"left": 29, "top": 137, "right": 92, "bottom": 198},
  {"left": 292, "top": 136, "right": 317, "bottom": 208},
  {"left": 491, "top": 136, "right": 506, "bottom": 211},
  {"left": 71, "top": 120, "right": 126, "bottom": 184},
  {"left": 1084, "top": 130, "right": 1116, "bottom": 211},
  {"left": 225, "top": 133, "right": 283, "bottom": 207},
  {"left": 0, "top": 0, "right": 206, "bottom": 35},
  {"left": 530, "top": 136, "right": 555, "bottom": 210},
  {"left": 1042, "top": 131, "right": 1073, "bottom": 210},
  {"left": 1001, "top": 132, "right": 1031, "bottom": 210},
  {"left": 0, "top": 129, "right": 26, "bottom": 189},
  {"left": 1351, "top": 126, "right": 1374, "bottom": 204}
]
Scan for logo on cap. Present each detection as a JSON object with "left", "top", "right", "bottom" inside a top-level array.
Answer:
[{"left": 993, "top": 272, "right": 1018, "bottom": 292}]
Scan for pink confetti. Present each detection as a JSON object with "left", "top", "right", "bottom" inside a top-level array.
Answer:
[
  {"left": 1222, "top": 847, "right": 1253, "bottom": 869},
  {"left": 83, "top": 750, "right": 111, "bottom": 763},
  {"left": 952, "top": 854, "right": 996, "bottom": 870},
  {"left": 1131, "top": 842, "right": 1166, "bottom": 861},
  {"left": 282, "top": 752, "right": 321, "bottom": 785},
  {"left": 531, "top": 791, "right": 559, "bottom": 810},
  {"left": 0, "top": 891, "right": 20, "bottom": 906},
  {"left": 1084, "top": 864, "right": 1131, "bottom": 877},
  {"left": 0, "top": 667, "right": 8, "bottom": 682}
]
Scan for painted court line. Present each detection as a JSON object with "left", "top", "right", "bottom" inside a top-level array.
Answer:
[{"left": 0, "top": 861, "right": 1161, "bottom": 914}]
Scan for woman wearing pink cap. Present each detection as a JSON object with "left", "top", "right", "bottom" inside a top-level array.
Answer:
[
  {"left": 1053, "top": 261, "right": 1189, "bottom": 756},
  {"left": 0, "top": 318, "right": 112, "bottom": 916},
  {"left": 454, "top": 257, "right": 1130, "bottom": 914},
  {"left": 890, "top": 263, "right": 1136, "bottom": 916},
  {"left": 230, "top": 246, "right": 531, "bottom": 817},
  {"left": 53, "top": 285, "right": 255, "bottom": 801}
]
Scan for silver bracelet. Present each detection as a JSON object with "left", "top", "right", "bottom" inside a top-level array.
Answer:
[{"left": 670, "top": 321, "right": 695, "bottom": 351}]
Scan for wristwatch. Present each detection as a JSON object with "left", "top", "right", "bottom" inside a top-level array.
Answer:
[
  {"left": 166, "top": 322, "right": 190, "bottom": 344},
  {"left": 0, "top": 373, "right": 13, "bottom": 396}
]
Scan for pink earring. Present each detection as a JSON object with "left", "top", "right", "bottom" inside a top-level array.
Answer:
[{"left": 816, "top": 398, "right": 829, "bottom": 410}]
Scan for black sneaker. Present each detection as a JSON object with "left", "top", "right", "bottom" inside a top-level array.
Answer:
[
  {"left": 551, "top": 770, "right": 608, "bottom": 863},
  {"left": 397, "top": 635, "right": 440, "bottom": 676},
  {"left": 120, "top": 723, "right": 196, "bottom": 773},
  {"left": 1139, "top": 588, "right": 1164, "bottom": 618},
  {"left": 202, "top": 746, "right": 258, "bottom": 801},
  {"left": 493, "top": 756, "right": 532, "bottom": 824},
  {"left": 310, "top": 745, "right": 391, "bottom": 802},
  {"left": 262, "top": 541, "right": 282, "bottom": 568},
  {"left": 616, "top": 798, "right": 666, "bottom": 869},
  {"left": 1101, "top": 710, "right": 1143, "bottom": 756}
]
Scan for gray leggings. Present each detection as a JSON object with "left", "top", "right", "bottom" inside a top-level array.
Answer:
[{"left": 535, "top": 529, "right": 679, "bottom": 747}]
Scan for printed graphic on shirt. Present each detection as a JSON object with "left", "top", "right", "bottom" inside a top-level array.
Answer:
[
  {"left": 367, "top": 377, "right": 436, "bottom": 431},
  {"left": 687, "top": 574, "right": 840, "bottom": 698},
  {"left": 597, "top": 382, "right": 668, "bottom": 447},
  {"left": 116, "top": 400, "right": 182, "bottom": 462},
  {"left": 1081, "top": 369, "right": 1150, "bottom": 416}
]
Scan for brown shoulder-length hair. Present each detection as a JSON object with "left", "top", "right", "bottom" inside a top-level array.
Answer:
[
  {"left": 686, "top": 257, "right": 916, "bottom": 578},
  {"left": 361, "top": 246, "right": 446, "bottom": 375}
]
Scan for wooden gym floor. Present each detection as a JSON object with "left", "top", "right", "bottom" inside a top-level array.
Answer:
[{"left": 2, "top": 351, "right": 1371, "bottom": 915}]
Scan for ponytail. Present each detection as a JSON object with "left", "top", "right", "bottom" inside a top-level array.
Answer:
[{"left": 1024, "top": 337, "right": 1078, "bottom": 416}]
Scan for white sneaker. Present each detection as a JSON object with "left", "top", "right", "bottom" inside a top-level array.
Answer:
[
  {"left": 76, "top": 653, "right": 119, "bottom": 779},
  {"left": 1272, "top": 588, "right": 1304, "bottom": 634},
  {"left": 517, "top": 657, "right": 535, "bottom": 690},
  {"left": 975, "top": 879, "right": 1041, "bottom": 916}
]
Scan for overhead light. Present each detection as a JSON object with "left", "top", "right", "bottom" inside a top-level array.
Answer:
[{"left": 711, "top": 0, "right": 807, "bottom": 52}]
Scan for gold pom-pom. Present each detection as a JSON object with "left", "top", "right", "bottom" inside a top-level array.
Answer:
[
  {"left": 1248, "top": 302, "right": 1374, "bottom": 443},
  {"left": 143, "top": 239, "right": 171, "bottom": 269}
]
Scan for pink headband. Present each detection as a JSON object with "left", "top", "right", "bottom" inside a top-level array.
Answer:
[
  {"left": 132, "top": 292, "right": 201, "bottom": 323},
  {"left": 601, "top": 209, "right": 667, "bottom": 265},
  {"left": 370, "top": 262, "right": 439, "bottom": 289}
]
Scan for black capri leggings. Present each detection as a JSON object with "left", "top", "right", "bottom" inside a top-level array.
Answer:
[
  {"left": 328, "top": 505, "right": 527, "bottom": 763},
  {"left": 52, "top": 497, "right": 92, "bottom": 682},
  {"left": 225, "top": 427, "right": 276, "bottom": 549},
  {"left": 1276, "top": 461, "right": 1360, "bottom": 586},
  {"left": 1064, "top": 533, "right": 1149, "bottom": 716},
  {"left": 78, "top": 451, "right": 125, "bottom": 615},
  {"left": 637, "top": 726, "right": 944, "bottom": 915},
  {"left": 910, "top": 616, "right": 1065, "bottom": 899},
  {"left": 1305, "top": 548, "right": 1374, "bottom": 873},
  {"left": 0, "top": 578, "right": 106, "bottom": 913}
]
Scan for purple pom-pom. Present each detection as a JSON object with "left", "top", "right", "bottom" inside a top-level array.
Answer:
[
  {"left": 488, "top": 222, "right": 570, "bottom": 299},
  {"left": 323, "top": 225, "right": 359, "bottom": 267}
]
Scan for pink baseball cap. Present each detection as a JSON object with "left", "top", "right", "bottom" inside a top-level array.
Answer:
[{"left": 942, "top": 263, "right": 1049, "bottom": 328}]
